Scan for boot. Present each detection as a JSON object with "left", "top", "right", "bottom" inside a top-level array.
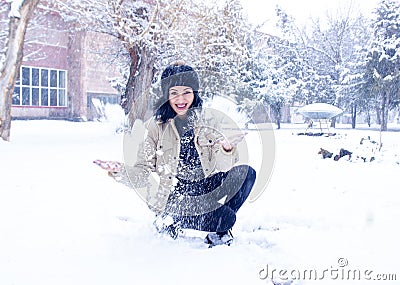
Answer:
[{"left": 204, "top": 230, "right": 234, "bottom": 247}]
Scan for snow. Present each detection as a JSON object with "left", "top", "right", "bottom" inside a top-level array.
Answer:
[
  {"left": 7, "top": 0, "right": 24, "bottom": 18},
  {"left": 1, "top": 117, "right": 399, "bottom": 285}
]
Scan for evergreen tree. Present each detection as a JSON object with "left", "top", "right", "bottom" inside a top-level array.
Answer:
[
  {"left": 336, "top": 15, "right": 373, "bottom": 128},
  {"left": 365, "top": 0, "right": 400, "bottom": 131}
]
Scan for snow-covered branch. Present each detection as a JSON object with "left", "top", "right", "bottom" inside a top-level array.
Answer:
[{"left": 7, "top": 0, "right": 25, "bottom": 18}]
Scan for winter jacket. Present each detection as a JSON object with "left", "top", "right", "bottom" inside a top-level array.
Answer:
[{"left": 123, "top": 108, "right": 240, "bottom": 214}]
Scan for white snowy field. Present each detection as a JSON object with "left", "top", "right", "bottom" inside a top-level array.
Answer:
[{"left": 0, "top": 119, "right": 399, "bottom": 285}]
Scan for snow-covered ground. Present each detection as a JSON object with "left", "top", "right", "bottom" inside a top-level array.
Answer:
[{"left": 1, "top": 118, "right": 399, "bottom": 285}]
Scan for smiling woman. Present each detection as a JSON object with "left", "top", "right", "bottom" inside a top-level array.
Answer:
[{"left": 99, "top": 61, "right": 256, "bottom": 248}]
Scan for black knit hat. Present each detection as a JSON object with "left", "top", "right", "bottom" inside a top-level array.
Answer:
[{"left": 161, "top": 61, "right": 200, "bottom": 100}]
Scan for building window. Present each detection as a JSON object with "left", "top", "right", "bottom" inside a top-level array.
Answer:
[{"left": 12, "top": 66, "right": 67, "bottom": 107}]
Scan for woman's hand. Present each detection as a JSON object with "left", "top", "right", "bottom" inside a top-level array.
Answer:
[
  {"left": 216, "top": 132, "right": 247, "bottom": 152},
  {"left": 93, "top": 159, "right": 123, "bottom": 173}
]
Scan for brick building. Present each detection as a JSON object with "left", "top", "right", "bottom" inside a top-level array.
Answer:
[{"left": 4, "top": 6, "right": 122, "bottom": 121}]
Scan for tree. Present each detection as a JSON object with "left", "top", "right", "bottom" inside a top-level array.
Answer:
[
  {"left": 268, "top": 6, "right": 333, "bottom": 108},
  {"left": 55, "top": 0, "right": 187, "bottom": 127},
  {"left": 337, "top": 15, "right": 373, "bottom": 128},
  {"left": 54, "top": 0, "right": 256, "bottom": 128},
  {"left": 0, "top": 0, "right": 40, "bottom": 141},
  {"left": 258, "top": 6, "right": 316, "bottom": 127},
  {"left": 267, "top": 4, "right": 379, "bottom": 129},
  {"left": 365, "top": 0, "right": 400, "bottom": 131},
  {"left": 305, "top": 3, "right": 373, "bottom": 127},
  {"left": 192, "top": 0, "right": 253, "bottom": 103}
]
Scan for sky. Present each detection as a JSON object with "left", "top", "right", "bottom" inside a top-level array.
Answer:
[{"left": 239, "top": 0, "right": 381, "bottom": 33}]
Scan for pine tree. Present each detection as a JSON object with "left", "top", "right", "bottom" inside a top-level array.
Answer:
[
  {"left": 336, "top": 15, "right": 373, "bottom": 128},
  {"left": 365, "top": 0, "right": 400, "bottom": 131}
]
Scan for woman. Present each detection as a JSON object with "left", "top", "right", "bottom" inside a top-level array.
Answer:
[{"left": 102, "top": 62, "right": 256, "bottom": 247}]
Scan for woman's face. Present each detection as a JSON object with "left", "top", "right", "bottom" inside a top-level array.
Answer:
[{"left": 168, "top": 86, "right": 194, "bottom": 116}]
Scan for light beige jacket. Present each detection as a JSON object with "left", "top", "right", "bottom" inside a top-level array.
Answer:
[{"left": 123, "top": 108, "right": 240, "bottom": 214}]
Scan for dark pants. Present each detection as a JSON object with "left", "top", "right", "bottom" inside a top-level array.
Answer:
[{"left": 167, "top": 165, "right": 256, "bottom": 233}]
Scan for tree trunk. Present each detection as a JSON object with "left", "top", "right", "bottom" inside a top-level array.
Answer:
[
  {"left": 381, "top": 91, "right": 389, "bottom": 131},
  {"left": 121, "top": 47, "right": 139, "bottom": 116},
  {"left": 330, "top": 117, "right": 336, "bottom": 128},
  {"left": 375, "top": 106, "right": 381, "bottom": 125},
  {"left": 0, "top": 0, "right": 39, "bottom": 141},
  {"left": 274, "top": 107, "right": 281, "bottom": 129},
  {"left": 351, "top": 103, "right": 357, "bottom": 129},
  {"left": 121, "top": 45, "right": 156, "bottom": 129},
  {"left": 276, "top": 118, "right": 281, "bottom": 129}
]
